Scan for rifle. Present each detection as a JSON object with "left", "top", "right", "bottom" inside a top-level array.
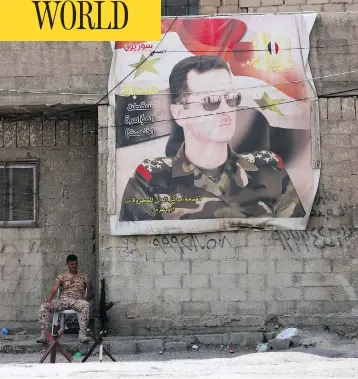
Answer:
[{"left": 98, "top": 278, "right": 114, "bottom": 330}]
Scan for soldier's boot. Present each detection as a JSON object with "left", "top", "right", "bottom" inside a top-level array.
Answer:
[
  {"left": 78, "top": 331, "right": 90, "bottom": 343},
  {"left": 36, "top": 332, "right": 48, "bottom": 344}
]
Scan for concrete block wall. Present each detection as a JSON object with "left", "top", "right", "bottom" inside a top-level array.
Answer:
[
  {"left": 0, "top": 118, "right": 97, "bottom": 330},
  {"left": 99, "top": 98, "right": 358, "bottom": 335},
  {"left": 200, "top": 0, "right": 358, "bottom": 14}
]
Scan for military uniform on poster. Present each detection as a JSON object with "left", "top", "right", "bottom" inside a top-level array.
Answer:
[{"left": 120, "top": 144, "right": 305, "bottom": 221}]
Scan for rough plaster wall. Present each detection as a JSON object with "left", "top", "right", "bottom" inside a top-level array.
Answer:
[
  {"left": 0, "top": 42, "right": 111, "bottom": 107},
  {"left": 99, "top": 99, "right": 358, "bottom": 336},
  {"left": 200, "top": 0, "right": 358, "bottom": 14},
  {"left": 0, "top": 118, "right": 97, "bottom": 330}
]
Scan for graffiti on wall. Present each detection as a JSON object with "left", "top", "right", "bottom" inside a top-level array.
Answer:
[{"left": 152, "top": 234, "right": 234, "bottom": 255}]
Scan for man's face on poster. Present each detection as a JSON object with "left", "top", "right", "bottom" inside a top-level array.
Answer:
[{"left": 172, "top": 68, "right": 239, "bottom": 143}]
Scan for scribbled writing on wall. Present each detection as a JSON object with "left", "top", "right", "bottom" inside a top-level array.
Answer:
[
  {"left": 113, "top": 237, "right": 139, "bottom": 258},
  {"left": 272, "top": 227, "right": 355, "bottom": 251},
  {"left": 0, "top": 241, "right": 40, "bottom": 290},
  {"left": 310, "top": 189, "right": 351, "bottom": 217},
  {"left": 152, "top": 234, "right": 233, "bottom": 254}
]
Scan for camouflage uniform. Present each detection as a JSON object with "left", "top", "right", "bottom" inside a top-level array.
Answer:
[
  {"left": 120, "top": 143, "right": 305, "bottom": 221},
  {"left": 39, "top": 272, "right": 90, "bottom": 338}
]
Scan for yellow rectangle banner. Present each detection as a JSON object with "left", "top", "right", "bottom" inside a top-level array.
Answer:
[{"left": 0, "top": 0, "right": 161, "bottom": 41}]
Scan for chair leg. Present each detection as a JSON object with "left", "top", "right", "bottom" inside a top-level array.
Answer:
[
  {"left": 60, "top": 314, "right": 65, "bottom": 329},
  {"left": 52, "top": 313, "right": 59, "bottom": 335}
]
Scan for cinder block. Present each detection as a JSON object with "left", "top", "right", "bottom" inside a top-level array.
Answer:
[
  {"left": 238, "top": 274, "right": 265, "bottom": 289},
  {"left": 330, "top": 147, "right": 358, "bottom": 162},
  {"left": 255, "top": 6, "right": 279, "bottom": 12},
  {"left": 321, "top": 134, "right": 351, "bottom": 148},
  {"left": 136, "top": 262, "right": 163, "bottom": 276},
  {"left": 346, "top": 4, "right": 358, "bottom": 11},
  {"left": 275, "top": 287, "right": 303, "bottom": 301},
  {"left": 164, "top": 341, "right": 188, "bottom": 351},
  {"left": 4, "top": 123, "right": 16, "bottom": 147},
  {"left": 303, "top": 287, "right": 332, "bottom": 301},
  {"left": 125, "top": 303, "right": 155, "bottom": 319},
  {"left": 200, "top": 5, "right": 218, "bottom": 15},
  {"left": 82, "top": 119, "right": 96, "bottom": 146},
  {"left": 237, "top": 247, "right": 265, "bottom": 260},
  {"left": 225, "top": 332, "right": 262, "bottom": 348},
  {"left": 192, "top": 288, "right": 219, "bottom": 302},
  {"left": 220, "top": 0, "right": 238, "bottom": 5},
  {"left": 276, "top": 259, "right": 303, "bottom": 273},
  {"left": 240, "top": 0, "right": 260, "bottom": 6},
  {"left": 295, "top": 300, "right": 324, "bottom": 314},
  {"left": 42, "top": 120, "right": 56, "bottom": 147},
  {"left": 331, "top": 260, "right": 348, "bottom": 273},
  {"left": 217, "top": 5, "right": 240, "bottom": 12},
  {"left": 219, "top": 260, "right": 247, "bottom": 273},
  {"left": 210, "top": 301, "right": 238, "bottom": 316},
  {"left": 16, "top": 121, "right": 30, "bottom": 147},
  {"left": 110, "top": 340, "right": 137, "bottom": 354},
  {"left": 267, "top": 273, "right": 295, "bottom": 288},
  {"left": 322, "top": 4, "right": 345, "bottom": 12},
  {"left": 146, "top": 247, "right": 181, "bottom": 261},
  {"left": 200, "top": 0, "right": 220, "bottom": 5},
  {"left": 341, "top": 98, "right": 355, "bottom": 120},
  {"left": 219, "top": 287, "right": 247, "bottom": 301},
  {"left": 164, "top": 261, "right": 190, "bottom": 275},
  {"left": 247, "top": 232, "right": 271, "bottom": 246},
  {"left": 238, "top": 301, "right": 266, "bottom": 314},
  {"left": 261, "top": 0, "right": 283, "bottom": 5},
  {"left": 209, "top": 246, "right": 236, "bottom": 259},
  {"left": 249, "top": 287, "right": 274, "bottom": 302},
  {"left": 327, "top": 98, "right": 342, "bottom": 120},
  {"left": 192, "top": 261, "right": 219, "bottom": 274},
  {"left": 195, "top": 334, "right": 223, "bottom": 345},
  {"left": 299, "top": 4, "right": 322, "bottom": 11},
  {"left": 154, "top": 275, "right": 181, "bottom": 289},
  {"left": 326, "top": 120, "right": 356, "bottom": 134},
  {"left": 248, "top": 260, "right": 275, "bottom": 274},
  {"left": 137, "top": 339, "right": 164, "bottom": 353},
  {"left": 163, "top": 289, "right": 191, "bottom": 302},
  {"left": 267, "top": 300, "right": 296, "bottom": 315},
  {"left": 285, "top": 0, "right": 306, "bottom": 5},
  {"left": 330, "top": 286, "right": 352, "bottom": 301},
  {"left": 182, "top": 274, "right": 208, "bottom": 288},
  {"left": 211, "top": 274, "right": 238, "bottom": 288},
  {"left": 182, "top": 302, "right": 210, "bottom": 317},
  {"left": 155, "top": 302, "right": 182, "bottom": 317},
  {"left": 297, "top": 273, "right": 340, "bottom": 287},
  {"left": 321, "top": 300, "right": 353, "bottom": 314},
  {"left": 307, "top": 0, "right": 326, "bottom": 4},
  {"left": 319, "top": 98, "right": 328, "bottom": 120},
  {"left": 304, "top": 259, "right": 332, "bottom": 273}
]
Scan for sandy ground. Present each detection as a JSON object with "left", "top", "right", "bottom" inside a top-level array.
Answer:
[{"left": 0, "top": 350, "right": 358, "bottom": 378}]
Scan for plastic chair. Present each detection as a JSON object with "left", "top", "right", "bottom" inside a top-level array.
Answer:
[{"left": 52, "top": 287, "right": 87, "bottom": 333}]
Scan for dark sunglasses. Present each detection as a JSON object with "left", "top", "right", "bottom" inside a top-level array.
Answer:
[{"left": 200, "top": 92, "right": 241, "bottom": 112}]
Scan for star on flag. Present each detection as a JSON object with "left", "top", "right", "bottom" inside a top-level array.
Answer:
[
  {"left": 254, "top": 92, "right": 285, "bottom": 116},
  {"left": 129, "top": 55, "right": 161, "bottom": 79}
]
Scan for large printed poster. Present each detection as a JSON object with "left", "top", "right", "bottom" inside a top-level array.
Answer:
[{"left": 109, "top": 13, "right": 319, "bottom": 236}]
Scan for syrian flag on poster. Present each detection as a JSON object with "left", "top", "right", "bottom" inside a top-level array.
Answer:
[
  {"left": 267, "top": 41, "right": 279, "bottom": 55},
  {"left": 109, "top": 13, "right": 317, "bottom": 131}
]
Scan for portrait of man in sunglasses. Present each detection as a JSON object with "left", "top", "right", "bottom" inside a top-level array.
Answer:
[{"left": 119, "top": 55, "right": 305, "bottom": 222}]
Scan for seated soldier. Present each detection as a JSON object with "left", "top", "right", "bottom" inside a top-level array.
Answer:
[{"left": 36, "top": 254, "right": 94, "bottom": 344}]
